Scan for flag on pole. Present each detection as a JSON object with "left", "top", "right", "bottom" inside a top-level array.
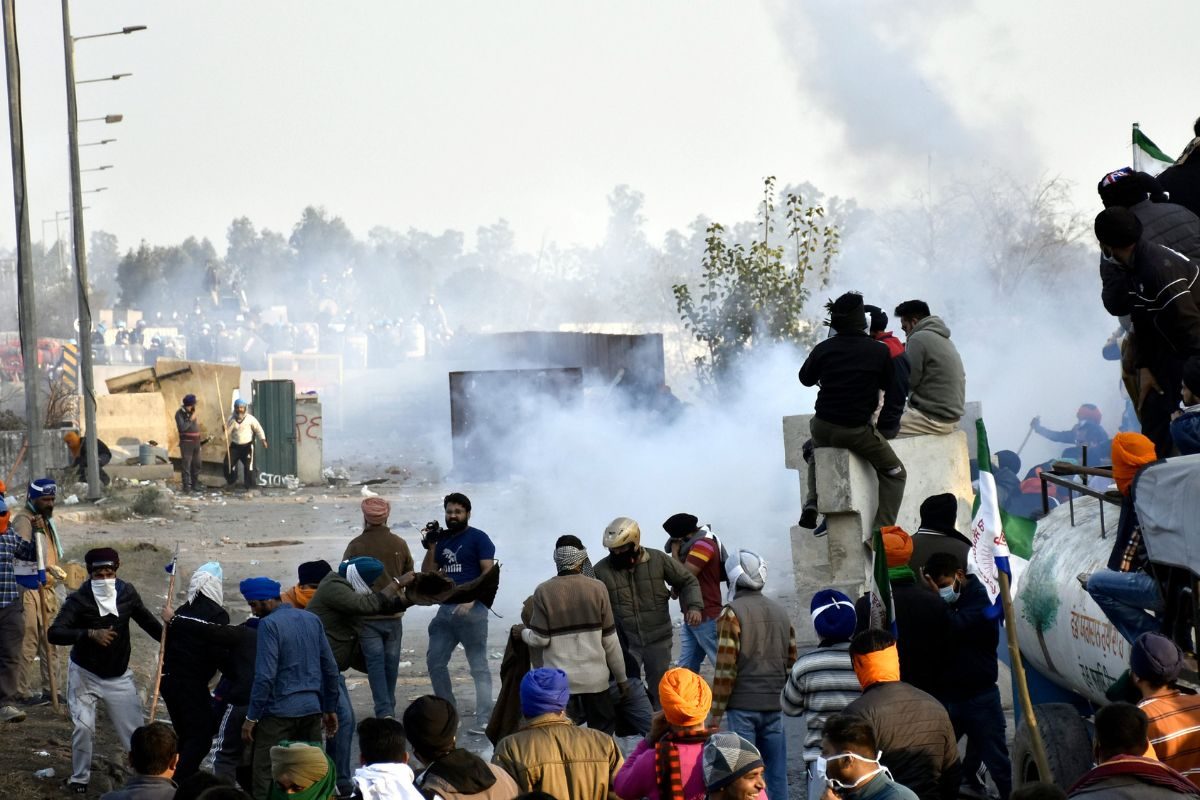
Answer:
[
  {"left": 868, "top": 525, "right": 897, "bottom": 635},
  {"left": 968, "top": 419, "right": 1022, "bottom": 617},
  {"left": 1133, "top": 123, "right": 1175, "bottom": 176}
]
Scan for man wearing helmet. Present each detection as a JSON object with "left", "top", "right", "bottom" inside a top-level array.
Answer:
[
  {"left": 593, "top": 517, "right": 701, "bottom": 709},
  {"left": 225, "top": 398, "right": 268, "bottom": 489}
]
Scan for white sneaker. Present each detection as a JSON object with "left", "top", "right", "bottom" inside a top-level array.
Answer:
[{"left": 0, "top": 705, "right": 26, "bottom": 723}]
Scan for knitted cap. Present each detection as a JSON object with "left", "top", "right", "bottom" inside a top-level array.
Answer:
[
  {"left": 919, "top": 493, "right": 958, "bottom": 533},
  {"left": 1131, "top": 632, "right": 1183, "bottom": 685},
  {"left": 297, "top": 560, "right": 332, "bottom": 586},
  {"left": 663, "top": 513, "right": 699, "bottom": 539},
  {"left": 703, "top": 732, "right": 764, "bottom": 791}
]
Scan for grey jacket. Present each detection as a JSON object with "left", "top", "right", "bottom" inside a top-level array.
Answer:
[
  {"left": 904, "top": 316, "right": 965, "bottom": 423},
  {"left": 593, "top": 549, "right": 701, "bottom": 647}
]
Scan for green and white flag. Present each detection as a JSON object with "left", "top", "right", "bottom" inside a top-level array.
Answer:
[
  {"left": 868, "top": 525, "right": 897, "bottom": 636},
  {"left": 1133, "top": 123, "right": 1175, "bottom": 176}
]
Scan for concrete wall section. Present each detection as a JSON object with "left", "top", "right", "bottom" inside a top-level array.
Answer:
[
  {"left": 783, "top": 413, "right": 974, "bottom": 644},
  {"left": 84, "top": 392, "right": 170, "bottom": 449},
  {"left": 295, "top": 397, "right": 323, "bottom": 485}
]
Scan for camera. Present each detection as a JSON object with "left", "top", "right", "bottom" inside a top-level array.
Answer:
[{"left": 421, "top": 520, "right": 443, "bottom": 549}]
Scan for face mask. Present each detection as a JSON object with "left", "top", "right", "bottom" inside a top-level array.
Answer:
[
  {"left": 824, "top": 751, "right": 891, "bottom": 792},
  {"left": 609, "top": 548, "right": 640, "bottom": 570},
  {"left": 939, "top": 581, "right": 960, "bottom": 604},
  {"left": 92, "top": 578, "right": 119, "bottom": 616}
]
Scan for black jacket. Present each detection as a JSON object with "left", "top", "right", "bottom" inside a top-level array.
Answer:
[
  {"left": 168, "top": 615, "right": 259, "bottom": 706},
  {"left": 48, "top": 579, "right": 163, "bottom": 679},
  {"left": 843, "top": 680, "right": 961, "bottom": 800},
  {"left": 855, "top": 577, "right": 949, "bottom": 697},
  {"left": 939, "top": 575, "right": 999, "bottom": 702},
  {"left": 1101, "top": 239, "right": 1200, "bottom": 373},
  {"left": 799, "top": 331, "right": 893, "bottom": 427},
  {"left": 1159, "top": 161, "right": 1200, "bottom": 219},
  {"left": 162, "top": 594, "right": 230, "bottom": 683}
]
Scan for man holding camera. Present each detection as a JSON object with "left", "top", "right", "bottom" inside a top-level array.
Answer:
[{"left": 421, "top": 492, "right": 495, "bottom": 732}]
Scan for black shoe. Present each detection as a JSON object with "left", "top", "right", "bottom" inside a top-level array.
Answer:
[
  {"left": 18, "top": 692, "right": 50, "bottom": 707},
  {"left": 799, "top": 507, "right": 819, "bottom": 529},
  {"left": 813, "top": 519, "right": 828, "bottom": 538}
]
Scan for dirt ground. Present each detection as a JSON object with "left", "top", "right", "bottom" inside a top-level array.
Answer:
[{"left": 3, "top": 467, "right": 530, "bottom": 798}]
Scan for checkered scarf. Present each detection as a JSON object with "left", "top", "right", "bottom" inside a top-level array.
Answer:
[{"left": 553, "top": 546, "right": 594, "bottom": 578}]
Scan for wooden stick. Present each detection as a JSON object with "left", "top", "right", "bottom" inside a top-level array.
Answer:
[
  {"left": 1015, "top": 426, "right": 1034, "bottom": 458},
  {"left": 37, "top": 585, "right": 59, "bottom": 713},
  {"left": 4, "top": 439, "right": 27, "bottom": 486},
  {"left": 148, "top": 545, "right": 179, "bottom": 722},
  {"left": 215, "top": 375, "right": 231, "bottom": 475},
  {"left": 999, "top": 570, "right": 1052, "bottom": 781}
]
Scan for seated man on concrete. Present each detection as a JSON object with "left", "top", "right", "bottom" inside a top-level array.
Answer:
[
  {"left": 894, "top": 300, "right": 966, "bottom": 437},
  {"left": 799, "top": 292, "right": 906, "bottom": 532}
]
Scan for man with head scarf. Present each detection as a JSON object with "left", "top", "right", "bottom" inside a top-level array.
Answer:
[
  {"left": 799, "top": 292, "right": 907, "bottom": 530},
  {"left": 48, "top": 547, "right": 164, "bottom": 794},
  {"left": 62, "top": 431, "right": 112, "bottom": 485},
  {"left": 404, "top": 695, "right": 519, "bottom": 800},
  {"left": 1129, "top": 632, "right": 1200, "bottom": 787},
  {"left": 1096, "top": 205, "right": 1200, "bottom": 457},
  {"left": 783, "top": 589, "right": 863, "bottom": 800},
  {"left": 492, "top": 668, "right": 624, "bottom": 800},
  {"left": 162, "top": 574, "right": 278, "bottom": 788},
  {"left": 842, "top": 629, "right": 960, "bottom": 800},
  {"left": 708, "top": 551, "right": 794, "bottom": 800},
  {"left": 306, "top": 556, "right": 410, "bottom": 798},
  {"left": 281, "top": 560, "right": 332, "bottom": 610},
  {"left": 663, "top": 514, "right": 727, "bottom": 673},
  {"left": 269, "top": 741, "right": 336, "bottom": 800},
  {"left": 225, "top": 398, "right": 268, "bottom": 490},
  {"left": 853, "top": 527, "right": 949, "bottom": 696},
  {"left": 175, "top": 394, "right": 203, "bottom": 494},
  {"left": 242, "top": 575, "right": 339, "bottom": 800},
  {"left": 159, "top": 562, "right": 230, "bottom": 781},
  {"left": 342, "top": 496, "right": 416, "bottom": 719},
  {"left": 521, "top": 536, "right": 628, "bottom": 733},
  {"left": 1084, "top": 431, "right": 1163, "bottom": 644},
  {"left": 614, "top": 669, "right": 741, "bottom": 800},
  {"left": 12, "top": 477, "right": 64, "bottom": 703}
]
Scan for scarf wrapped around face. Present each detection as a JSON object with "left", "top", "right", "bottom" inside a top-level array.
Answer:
[
  {"left": 851, "top": 643, "right": 901, "bottom": 690},
  {"left": 187, "top": 562, "right": 223, "bottom": 606},
  {"left": 553, "top": 545, "right": 594, "bottom": 578}
]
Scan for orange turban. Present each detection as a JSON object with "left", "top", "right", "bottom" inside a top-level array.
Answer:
[
  {"left": 851, "top": 643, "right": 901, "bottom": 690},
  {"left": 658, "top": 667, "right": 712, "bottom": 727},
  {"left": 1111, "top": 432, "right": 1156, "bottom": 496},
  {"left": 361, "top": 496, "right": 390, "bottom": 526},
  {"left": 881, "top": 526, "right": 913, "bottom": 568},
  {"left": 63, "top": 431, "right": 81, "bottom": 456}
]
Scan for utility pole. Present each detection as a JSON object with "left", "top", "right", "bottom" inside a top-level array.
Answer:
[
  {"left": 2, "top": 0, "right": 43, "bottom": 484},
  {"left": 61, "top": 0, "right": 101, "bottom": 499}
]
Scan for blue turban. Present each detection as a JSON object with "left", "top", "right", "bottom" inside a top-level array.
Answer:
[
  {"left": 339, "top": 556, "right": 384, "bottom": 588},
  {"left": 810, "top": 588, "right": 856, "bottom": 643},
  {"left": 28, "top": 478, "right": 56, "bottom": 500},
  {"left": 182, "top": 394, "right": 197, "bottom": 406},
  {"left": 239, "top": 576, "right": 281, "bottom": 601},
  {"left": 520, "top": 668, "right": 570, "bottom": 718}
]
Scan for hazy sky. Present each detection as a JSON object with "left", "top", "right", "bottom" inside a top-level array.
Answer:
[{"left": 5, "top": 0, "right": 1199, "bottom": 254}]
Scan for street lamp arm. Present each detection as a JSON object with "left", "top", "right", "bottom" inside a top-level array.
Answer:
[{"left": 73, "top": 25, "right": 146, "bottom": 41}]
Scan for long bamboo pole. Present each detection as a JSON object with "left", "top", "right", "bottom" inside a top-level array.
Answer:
[
  {"left": 148, "top": 544, "right": 179, "bottom": 721},
  {"left": 999, "top": 570, "right": 1052, "bottom": 781}
]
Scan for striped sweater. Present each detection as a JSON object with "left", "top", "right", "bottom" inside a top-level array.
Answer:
[
  {"left": 1140, "top": 690, "right": 1200, "bottom": 786},
  {"left": 780, "top": 642, "right": 862, "bottom": 762},
  {"left": 521, "top": 573, "right": 627, "bottom": 694}
]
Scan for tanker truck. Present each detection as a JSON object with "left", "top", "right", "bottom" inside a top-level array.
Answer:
[{"left": 1009, "top": 453, "right": 1200, "bottom": 789}]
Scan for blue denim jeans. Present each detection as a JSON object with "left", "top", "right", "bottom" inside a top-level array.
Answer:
[
  {"left": 360, "top": 617, "right": 404, "bottom": 718},
  {"left": 724, "top": 709, "right": 787, "bottom": 800},
  {"left": 678, "top": 618, "right": 718, "bottom": 672},
  {"left": 427, "top": 603, "right": 493, "bottom": 718},
  {"left": 1086, "top": 569, "right": 1164, "bottom": 644},
  {"left": 331, "top": 674, "right": 355, "bottom": 796},
  {"left": 945, "top": 686, "right": 1012, "bottom": 800}
]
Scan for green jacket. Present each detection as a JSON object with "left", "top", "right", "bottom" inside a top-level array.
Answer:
[
  {"left": 905, "top": 315, "right": 965, "bottom": 422},
  {"left": 593, "top": 548, "right": 701, "bottom": 647},
  {"left": 305, "top": 572, "right": 388, "bottom": 671}
]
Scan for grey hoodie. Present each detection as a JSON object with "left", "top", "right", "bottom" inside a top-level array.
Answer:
[{"left": 905, "top": 316, "right": 965, "bottom": 422}]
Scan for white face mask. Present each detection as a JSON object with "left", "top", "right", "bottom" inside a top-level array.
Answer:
[
  {"left": 92, "top": 578, "right": 119, "bottom": 616},
  {"left": 822, "top": 751, "right": 891, "bottom": 792}
]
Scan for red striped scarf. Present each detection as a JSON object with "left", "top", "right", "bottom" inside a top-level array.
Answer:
[{"left": 655, "top": 729, "right": 716, "bottom": 800}]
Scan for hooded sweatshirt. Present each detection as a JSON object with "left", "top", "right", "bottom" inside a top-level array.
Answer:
[
  {"left": 904, "top": 316, "right": 965, "bottom": 422},
  {"left": 416, "top": 750, "right": 519, "bottom": 800}
]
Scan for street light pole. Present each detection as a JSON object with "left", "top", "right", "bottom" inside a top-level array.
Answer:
[
  {"left": 60, "top": 0, "right": 101, "bottom": 499},
  {"left": 2, "top": 0, "right": 43, "bottom": 484}
]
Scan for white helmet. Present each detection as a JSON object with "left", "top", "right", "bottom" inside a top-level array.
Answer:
[{"left": 603, "top": 517, "right": 641, "bottom": 550}]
